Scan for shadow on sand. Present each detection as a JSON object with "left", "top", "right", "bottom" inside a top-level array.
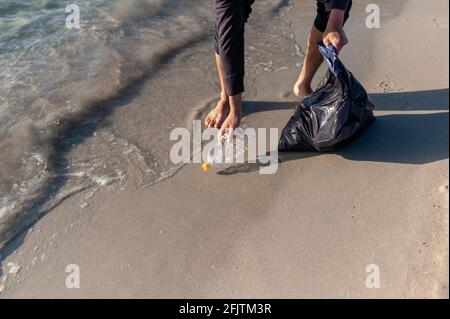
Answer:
[{"left": 218, "top": 89, "right": 449, "bottom": 175}]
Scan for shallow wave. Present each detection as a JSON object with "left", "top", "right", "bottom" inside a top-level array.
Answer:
[
  {"left": 0, "top": 0, "right": 60, "bottom": 17},
  {"left": 0, "top": 0, "right": 298, "bottom": 250},
  {"left": 0, "top": 0, "right": 214, "bottom": 248}
]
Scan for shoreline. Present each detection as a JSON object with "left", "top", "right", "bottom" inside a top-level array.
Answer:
[{"left": 1, "top": 0, "right": 448, "bottom": 298}]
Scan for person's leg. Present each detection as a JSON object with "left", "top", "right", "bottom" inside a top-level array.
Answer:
[
  {"left": 293, "top": 26, "right": 324, "bottom": 100},
  {"left": 219, "top": 0, "right": 254, "bottom": 135},
  {"left": 293, "top": 0, "right": 352, "bottom": 100},
  {"left": 205, "top": 0, "right": 252, "bottom": 134},
  {"left": 204, "top": 53, "right": 230, "bottom": 129}
]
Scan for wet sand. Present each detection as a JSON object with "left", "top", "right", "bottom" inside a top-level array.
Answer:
[{"left": 0, "top": 0, "right": 448, "bottom": 298}]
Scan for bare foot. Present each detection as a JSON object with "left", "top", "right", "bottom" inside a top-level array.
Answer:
[
  {"left": 204, "top": 97, "right": 229, "bottom": 129},
  {"left": 293, "top": 80, "right": 313, "bottom": 101},
  {"left": 219, "top": 110, "right": 242, "bottom": 137}
]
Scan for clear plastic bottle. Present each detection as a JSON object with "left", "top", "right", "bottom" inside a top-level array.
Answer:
[{"left": 202, "top": 131, "right": 247, "bottom": 172}]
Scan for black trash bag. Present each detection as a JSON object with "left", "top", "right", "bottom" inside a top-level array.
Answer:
[{"left": 278, "top": 42, "right": 375, "bottom": 152}]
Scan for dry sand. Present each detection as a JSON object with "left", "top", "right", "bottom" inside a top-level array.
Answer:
[{"left": 0, "top": 0, "right": 448, "bottom": 298}]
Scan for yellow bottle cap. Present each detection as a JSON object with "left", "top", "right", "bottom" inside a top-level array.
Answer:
[{"left": 202, "top": 162, "right": 211, "bottom": 172}]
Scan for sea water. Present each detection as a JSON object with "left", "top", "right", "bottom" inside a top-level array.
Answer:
[{"left": 0, "top": 0, "right": 300, "bottom": 249}]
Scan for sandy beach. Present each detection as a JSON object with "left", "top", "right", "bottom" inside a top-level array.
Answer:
[{"left": 0, "top": 0, "right": 448, "bottom": 298}]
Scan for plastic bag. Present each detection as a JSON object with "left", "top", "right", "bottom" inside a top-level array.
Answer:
[{"left": 278, "top": 42, "right": 375, "bottom": 152}]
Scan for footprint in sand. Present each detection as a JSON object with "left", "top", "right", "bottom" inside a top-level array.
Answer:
[
  {"left": 385, "top": 38, "right": 403, "bottom": 55},
  {"left": 432, "top": 17, "right": 449, "bottom": 29},
  {"left": 377, "top": 80, "right": 394, "bottom": 93},
  {"left": 439, "top": 184, "right": 449, "bottom": 194}
]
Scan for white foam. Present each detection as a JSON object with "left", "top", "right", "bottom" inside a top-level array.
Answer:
[{"left": 7, "top": 262, "right": 21, "bottom": 275}]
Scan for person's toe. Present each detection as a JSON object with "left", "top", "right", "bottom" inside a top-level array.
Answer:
[
  {"left": 214, "top": 113, "right": 224, "bottom": 129},
  {"left": 205, "top": 112, "right": 215, "bottom": 128}
]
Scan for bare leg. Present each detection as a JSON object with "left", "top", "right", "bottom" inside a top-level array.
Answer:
[
  {"left": 204, "top": 53, "right": 230, "bottom": 129},
  {"left": 293, "top": 26, "right": 324, "bottom": 100}
]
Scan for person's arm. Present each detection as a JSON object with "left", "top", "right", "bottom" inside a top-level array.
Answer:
[{"left": 323, "top": 0, "right": 350, "bottom": 52}]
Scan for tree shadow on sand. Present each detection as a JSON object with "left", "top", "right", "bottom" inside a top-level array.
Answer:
[{"left": 218, "top": 88, "right": 449, "bottom": 175}]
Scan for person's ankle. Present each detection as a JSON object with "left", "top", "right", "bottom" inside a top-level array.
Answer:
[
  {"left": 300, "top": 81, "right": 312, "bottom": 91},
  {"left": 228, "top": 94, "right": 242, "bottom": 113},
  {"left": 294, "top": 80, "right": 313, "bottom": 99},
  {"left": 229, "top": 108, "right": 242, "bottom": 117},
  {"left": 220, "top": 92, "right": 228, "bottom": 102},
  {"left": 229, "top": 101, "right": 243, "bottom": 116}
]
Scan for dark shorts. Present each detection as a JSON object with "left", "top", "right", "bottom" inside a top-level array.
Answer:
[
  {"left": 314, "top": 0, "right": 353, "bottom": 33},
  {"left": 213, "top": 0, "right": 254, "bottom": 95},
  {"left": 213, "top": 0, "right": 254, "bottom": 55},
  {"left": 213, "top": 0, "right": 352, "bottom": 96},
  {"left": 214, "top": 0, "right": 353, "bottom": 54}
]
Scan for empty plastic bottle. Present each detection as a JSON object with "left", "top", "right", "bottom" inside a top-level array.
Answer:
[{"left": 202, "top": 131, "right": 247, "bottom": 172}]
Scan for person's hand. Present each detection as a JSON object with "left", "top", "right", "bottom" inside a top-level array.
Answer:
[
  {"left": 323, "top": 9, "right": 348, "bottom": 53},
  {"left": 323, "top": 26, "right": 348, "bottom": 53}
]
